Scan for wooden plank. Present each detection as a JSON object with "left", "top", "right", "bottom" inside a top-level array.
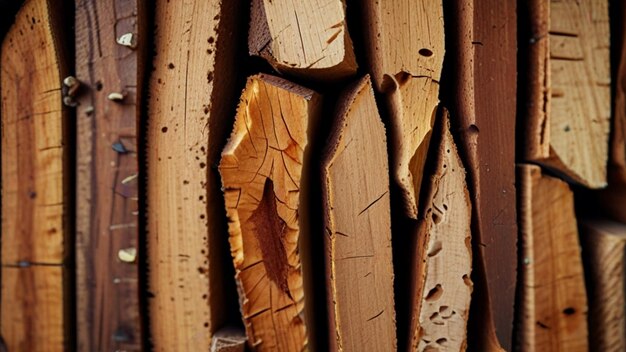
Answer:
[
  {"left": 219, "top": 74, "right": 320, "bottom": 351},
  {"left": 517, "top": 165, "right": 588, "bottom": 352},
  {"left": 147, "top": 0, "right": 243, "bottom": 349},
  {"left": 74, "top": 1, "right": 146, "bottom": 350},
  {"left": 248, "top": 0, "right": 357, "bottom": 80},
  {"left": 580, "top": 219, "right": 626, "bottom": 352},
  {"left": 321, "top": 75, "right": 396, "bottom": 351},
  {"left": 524, "top": 0, "right": 610, "bottom": 188},
  {"left": 0, "top": 0, "right": 69, "bottom": 350},
  {"left": 612, "top": 0, "right": 626, "bottom": 173},
  {"left": 361, "top": 0, "right": 444, "bottom": 219},
  {"left": 408, "top": 110, "right": 472, "bottom": 351},
  {"left": 1, "top": 266, "right": 65, "bottom": 351},
  {"left": 448, "top": 0, "right": 518, "bottom": 349}
]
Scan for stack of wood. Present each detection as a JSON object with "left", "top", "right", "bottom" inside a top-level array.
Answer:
[{"left": 0, "top": 0, "right": 625, "bottom": 351}]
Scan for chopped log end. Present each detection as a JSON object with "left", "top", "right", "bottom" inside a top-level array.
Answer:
[
  {"left": 248, "top": 0, "right": 357, "bottom": 80},
  {"left": 211, "top": 327, "right": 247, "bottom": 352},
  {"left": 517, "top": 164, "right": 588, "bottom": 351},
  {"left": 219, "top": 74, "right": 318, "bottom": 351},
  {"left": 322, "top": 75, "right": 396, "bottom": 351},
  {"left": 525, "top": 0, "right": 610, "bottom": 189},
  {"left": 410, "top": 110, "right": 472, "bottom": 352}
]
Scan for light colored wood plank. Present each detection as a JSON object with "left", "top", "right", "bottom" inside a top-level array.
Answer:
[
  {"left": 517, "top": 165, "right": 588, "bottom": 352},
  {"left": 1, "top": 0, "right": 68, "bottom": 350},
  {"left": 1, "top": 266, "right": 65, "bottom": 352},
  {"left": 147, "top": 0, "right": 243, "bottom": 349},
  {"left": 362, "top": 0, "right": 444, "bottom": 219},
  {"left": 322, "top": 76, "right": 396, "bottom": 351},
  {"left": 525, "top": 0, "right": 610, "bottom": 188},
  {"left": 74, "top": 1, "right": 145, "bottom": 350},
  {"left": 219, "top": 74, "right": 320, "bottom": 351},
  {"left": 580, "top": 219, "right": 626, "bottom": 352},
  {"left": 409, "top": 110, "right": 472, "bottom": 351},
  {"left": 249, "top": 0, "right": 357, "bottom": 80}
]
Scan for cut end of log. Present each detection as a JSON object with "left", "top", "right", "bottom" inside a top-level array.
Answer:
[
  {"left": 322, "top": 75, "right": 397, "bottom": 351},
  {"left": 248, "top": 0, "right": 357, "bottom": 80},
  {"left": 219, "top": 74, "right": 320, "bottom": 351},
  {"left": 409, "top": 109, "right": 472, "bottom": 352}
]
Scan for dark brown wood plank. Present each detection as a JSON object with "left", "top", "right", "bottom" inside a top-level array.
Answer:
[
  {"left": 447, "top": 0, "right": 518, "bottom": 349},
  {"left": 0, "top": 0, "right": 70, "bottom": 350},
  {"left": 74, "top": 0, "right": 146, "bottom": 350}
]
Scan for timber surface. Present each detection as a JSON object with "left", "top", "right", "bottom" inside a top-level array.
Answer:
[
  {"left": 74, "top": 0, "right": 146, "bottom": 350},
  {"left": 322, "top": 76, "right": 396, "bottom": 351},
  {"left": 0, "top": 0, "right": 69, "bottom": 350}
]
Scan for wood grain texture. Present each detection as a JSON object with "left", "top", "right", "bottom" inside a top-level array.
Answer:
[
  {"left": 219, "top": 74, "right": 320, "bottom": 351},
  {"left": 361, "top": 0, "right": 444, "bottom": 219},
  {"left": 612, "top": 0, "right": 626, "bottom": 173},
  {"left": 448, "top": 0, "right": 518, "bottom": 349},
  {"left": 517, "top": 165, "right": 588, "bottom": 352},
  {"left": 524, "top": 0, "right": 610, "bottom": 188},
  {"left": 0, "top": 0, "right": 69, "bottom": 350},
  {"left": 321, "top": 76, "right": 396, "bottom": 351},
  {"left": 249, "top": 0, "right": 357, "bottom": 80},
  {"left": 147, "top": 0, "right": 242, "bottom": 349},
  {"left": 210, "top": 327, "right": 247, "bottom": 352},
  {"left": 580, "top": 219, "right": 626, "bottom": 352},
  {"left": 409, "top": 111, "right": 472, "bottom": 352},
  {"left": 74, "top": 1, "right": 146, "bottom": 350}
]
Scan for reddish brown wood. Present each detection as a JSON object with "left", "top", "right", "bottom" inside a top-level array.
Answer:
[{"left": 74, "top": 0, "right": 146, "bottom": 350}]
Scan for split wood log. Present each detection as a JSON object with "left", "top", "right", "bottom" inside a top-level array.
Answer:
[
  {"left": 449, "top": 0, "right": 519, "bottom": 349},
  {"left": 74, "top": 1, "right": 146, "bottom": 350},
  {"left": 249, "top": 0, "right": 357, "bottom": 80},
  {"left": 408, "top": 110, "right": 472, "bottom": 352},
  {"left": 321, "top": 76, "right": 396, "bottom": 351},
  {"left": 524, "top": 0, "right": 610, "bottom": 188},
  {"left": 517, "top": 165, "right": 588, "bottom": 352},
  {"left": 0, "top": 0, "right": 69, "bottom": 350},
  {"left": 219, "top": 74, "right": 320, "bottom": 351},
  {"left": 361, "top": 0, "right": 444, "bottom": 219},
  {"left": 580, "top": 219, "right": 626, "bottom": 352},
  {"left": 147, "top": 0, "right": 243, "bottom": 349}
]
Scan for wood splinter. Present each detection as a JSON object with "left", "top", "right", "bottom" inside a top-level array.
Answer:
[
  {"left": 322, "top": 75, "right": 396, "bottom": 351},
  {"left": 219, "top": 74, "right": 321, "bottom": 351},
  {"left": 409, "top": 110, "right": 473, "bottom": 351}
]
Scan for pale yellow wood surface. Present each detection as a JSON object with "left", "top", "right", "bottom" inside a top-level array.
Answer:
[
  {"left": 362, "top": 0, "right": 444, "bottom": 218},
  {"left": 1, "top": 266, "right": 65, "bottom": 352},
  {"left": 249, "top": 0, "right": 357, "bottom": 80},
  {"left": 219, "top": 74, "right": 319, "bottom": 351},
  {"left": 147, "top": 0, "right": 241, "bottom": 349},
  {"left": 1, "top": 0, "right": 68, "bottom": 350},
  {"left": 580, "top": 219, "right": 626, "bottom": 352},
  {"left": 526, "top": 0, "right": 610, "bottom": 188},
  {"left": 518, "top": 165, "right": 588, "bottom": 352},
  {"left": 409, "top": 111, "right": 472, "bottom": 352},
  {"left": 322, "top": 76, "right": 396, "bottom": 351}
]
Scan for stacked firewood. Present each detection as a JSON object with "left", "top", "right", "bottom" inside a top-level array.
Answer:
[{"left": 0, "top": 0, "right": 624, "bottom": 351}]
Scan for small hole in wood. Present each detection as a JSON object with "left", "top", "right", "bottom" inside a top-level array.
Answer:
[
  {"left": 436, "top": 338, "right": 447, "bottom": 345},
  {"left": 563, "top": 307, "right": 576, "bottom": 315},
  {"left": 425, "top": 284, "right": 443, "bottom": 301},
  {"left": 419, "top": 48, "right": 434, "bottom": 57}
]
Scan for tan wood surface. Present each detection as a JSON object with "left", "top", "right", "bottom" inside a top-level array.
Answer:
[
  {"left": 525, "top": 0, "right": 610, "bottom": 188},
  {"left": 249, "top": 0, "right": 357, "bottom": 80},
  {"left": 0, "top": 0, "right": 69, "bottom": 350},
  {"left": 580, "top": 219, "right": 626, "bottom": 352},
  {"left": 362, "top": 0, "right": 444, "bottom": 219},
  {"left": 322, "top": 76, "right": 396, "bottom": 351},
  {"left": 74, "top": 0, "right": 146, "bottom": 350},
  {"left": 147, "top": 0, "right": 242, "bottom": 349},
  {"left": 219, "top": 74, "right": 320, "bottom": 351},
  {"left": 517, "top": 165, "right": 588, "bottom": 352},
  {"left": 409, "top": 111, "right": 472, "bottom": 352}
]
